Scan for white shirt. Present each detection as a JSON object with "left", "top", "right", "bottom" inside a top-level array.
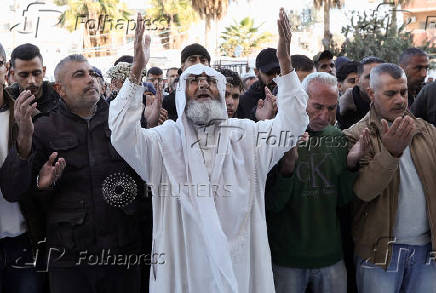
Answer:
[{"left": 0, "top": 109, "right": 26, "bottom": 239}]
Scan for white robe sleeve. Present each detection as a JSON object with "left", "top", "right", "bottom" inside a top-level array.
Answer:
[
  {"left": 254, "top": 70, "right": 309, "bottom": 175},
  {"left": 108, "top": 79, "right": 163, "bottom": 185}
]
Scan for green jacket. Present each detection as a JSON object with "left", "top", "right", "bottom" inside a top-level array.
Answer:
[{"left": 266, "top": 125, "right": 356, "bottom": 268}]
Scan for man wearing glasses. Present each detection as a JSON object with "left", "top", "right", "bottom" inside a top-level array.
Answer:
[{"left": 109, "top": 9, "right": 309, "bottom": 292}]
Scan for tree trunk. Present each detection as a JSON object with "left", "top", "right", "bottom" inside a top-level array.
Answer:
[
  {"left": 205, "top": 18, "right": 212, "bottom": 52},
  {"left": 323, "top": 0, "right": 331, "bottom": 50}
]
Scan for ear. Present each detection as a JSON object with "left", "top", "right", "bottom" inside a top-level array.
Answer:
[
  {"left": 42, "top": 66, "right": 46, "bottom": 77},
  {"left": 53, "top": 82, "right": 65, "bottom": 97},
  {"left": 337, "top": 82, "right": 343, "bottom": 92},
  {"left": 254, "top": 68, "right": 259, "bottom": 78},
  {"left": 368, "top": 88, "right": 375, "bottom": 102}
]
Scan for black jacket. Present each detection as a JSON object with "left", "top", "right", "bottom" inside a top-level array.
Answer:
[
  {"left": 237, "top": 80, "right": 266, "bottom": 120},
  {"left": 337, "top": 86, "right": 370, "bottom": 130},
  {"left": 0, "top": 81, "right": 60, "bottom": 254},
  {"left": 162, "top": 92, "right": 178, "bottom": 121},
  {"left": 1, "top": 99, "right": 152, "bottom": 267},
  {"left": 411, "top": 82, "right": 436, "bottom": 126}
]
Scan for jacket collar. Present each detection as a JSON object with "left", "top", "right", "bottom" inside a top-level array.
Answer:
[{"left": 367, "top": 103, "right": 426, "bottom": 135}]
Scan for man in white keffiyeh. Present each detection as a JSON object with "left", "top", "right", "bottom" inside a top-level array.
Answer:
[{"left": 109, "top": 9, "right": 309, "bottom": 293}]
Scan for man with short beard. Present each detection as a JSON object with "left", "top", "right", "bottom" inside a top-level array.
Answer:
[
  {"left": 6, "top": 43, "right": 59, "bottom": 117},
  {"left": 399, "top": 48, "right": 429, "bottom": 107},
  {"left": 344, "top": 63, "right": 436, "bottom": 293},
  {"left": 109, "top": 10, "right": 309, "bottom": 292},
  {"left": 216, "top": 68, "right": 243, "bottom": 118},
  {"left": 1, "top": 54, "right": 152, "bottom": 293}
]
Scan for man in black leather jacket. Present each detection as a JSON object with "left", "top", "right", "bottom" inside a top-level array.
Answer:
[{"left": 0, "top": 54, "right": 152, "bottom": 293}]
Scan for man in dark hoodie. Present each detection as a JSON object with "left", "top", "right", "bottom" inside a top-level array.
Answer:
[{"left": 337, "top": 56, "right": 385, "bottom": 130}]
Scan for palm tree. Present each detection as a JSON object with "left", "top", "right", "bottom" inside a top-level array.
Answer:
[
  {"left": 191, "top": 0, "right": 234, "bottom": 51},
  {"left": 220, "top": 17, "right": 272, "bottom": 57},
  {"left": 54, "top": 0, "right": 131, "bottom": 57},
  {"left": 313, "top": 0, "right": 344, "bottom": 50},
  {"left": 148, "top": 0, "right": 198, "bottom": 49}
]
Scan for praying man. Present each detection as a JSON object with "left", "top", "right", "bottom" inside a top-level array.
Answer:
[{"left": 108, "top": 9, "right": 309, "bottom": 293}]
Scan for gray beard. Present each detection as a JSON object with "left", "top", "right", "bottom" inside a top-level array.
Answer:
[{"left": 185, "top": 99, "right": 227, "bottom": 126}]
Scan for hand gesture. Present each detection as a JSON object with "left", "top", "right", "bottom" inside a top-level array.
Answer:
[
  {"left": 277, "top": 8, "right": 293, "bottom": 75},
  {"left": 255, "top": 88, "right": 275, "bottom": 121},
  {"left": 381, "top": 116, "right": 415, "bottom": 158},
  {"left": 144, "top": 86, "right": 163, "bottom": 128},
  {"left": 37, "top": 152, "right": 66, "bottom": 189},
  {"left": 158, "top": 108, "right": 168, "bottom": 125},
  {"left": 347, "top": 127, "right": 371, "bottom": 169},
  {"left": 131, "top": 13, "right": 151, "bottom": 82},
  {"left": 14, "top": 90, "right": 37, "bottom": 158}
]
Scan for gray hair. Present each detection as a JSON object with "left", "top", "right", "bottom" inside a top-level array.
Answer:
[
  {"left": 54, "top": 54, "right": 88, "bottom": 83},
  {"left": 301, "top": 72, "right": 337, "bottom": 93},
  {"left": 0, "top": 43, "right": 6, "bottom": 62},
  {"left": 370, "top": 63, "right": 406, "bottom": 90}
]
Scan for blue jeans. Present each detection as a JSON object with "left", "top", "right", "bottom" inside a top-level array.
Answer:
[
  {"left": 272, "top": 260, "right": 347, "bottom": 293},
  {"left": 355, "top": 242, "right": 436, "bottom": 293},
  {"left": 0, "top": 234, "right": 45, "bottom": 293}
]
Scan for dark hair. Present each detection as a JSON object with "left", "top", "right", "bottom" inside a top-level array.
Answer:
[
  {"left": 357, "top": 56, "right": 385, "bottom": 75},
  {"left": 315, "top": 50, "right": 334, "bottom": 67},
  {"left": 54, "top": 54, "right": 88, "bottom": 82},
  {"left": 336, "top": 61, "right": 359, "bottom": 82},
  {"left": 166, "top": 67, "right": 179, "bottom": 77},
  {"left": 147, "top": 66, "right": 163, "bottom": 76},
  {"left": 217, "top": 68, "right": 243, "bottom": 90},
  {"left": 399, "top": 48, "right": 427, "bottom": 66},
  {"left": 291, "top": 55, "right": 314, "bottom": 72},
  {"left": 114, "top": 55, "right": 133, "bottom": 66},
  {"left": 10, "top": 43, "right": 43, "bottom": 68}
]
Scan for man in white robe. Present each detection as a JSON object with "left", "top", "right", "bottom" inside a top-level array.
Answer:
[{"left": 109, "top": 9, "right": 309, "bottom": 293}]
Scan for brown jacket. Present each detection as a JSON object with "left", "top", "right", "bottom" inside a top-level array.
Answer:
[{"left": 343, "top": 104, "right": 436, "bottom": 269}]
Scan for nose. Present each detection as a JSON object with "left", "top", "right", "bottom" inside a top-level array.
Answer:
[
  {"left": 198, "top": 79, "right": 210, "bottom": 89},
  {"left": 27, "top": 74, "right": 36, "bottom": 85},
  {"left": 319, "top": 108, "right": 330, "bottom": 122},
  {"left": 420, "top": 68, "right": 427, "bottom": 78}
]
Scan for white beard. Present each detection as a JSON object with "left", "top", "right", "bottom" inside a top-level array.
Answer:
[{"left": 185, "top": 99, "right": 227, "bottom": 126}]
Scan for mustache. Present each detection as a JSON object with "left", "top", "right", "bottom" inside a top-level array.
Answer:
[{"left": 84, "top": 86, "right": 98, "bottom": 93}]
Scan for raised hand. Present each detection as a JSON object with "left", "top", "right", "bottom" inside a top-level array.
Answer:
[
  {"left": 380, "top": 116, "right": 415, "bottom": 158},
  {"left": 277, "top": 8, "right": 293, "bottom": 76},
  {"left": 14, "top": 90, "right": 37, "bottom": 159},
  {"left": 347, "top": 127, "right": 371, "bottom": 169},
  {"left": 255, "top": 88, "right": 275, "bottom": 121},
  {"left": 144, "top": 85, "right": 163, "bottom": 128},
  {"left": 158, "top": 108, "right": 168, "bottom": 125},
  {"left": 131, "top": 13, "right": 151, "bottom": 83},
  {"left": 37, "top": 152, "right": 66, "bottom": 189}
]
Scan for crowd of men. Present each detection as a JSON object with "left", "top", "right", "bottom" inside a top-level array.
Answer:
[{"left": 0, "top": 8, "right": 435, "bottom": 293}]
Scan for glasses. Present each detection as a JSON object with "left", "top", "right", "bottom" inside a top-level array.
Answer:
[{"left": 186, "top": 76, "right": 217, "bottom": 87}]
